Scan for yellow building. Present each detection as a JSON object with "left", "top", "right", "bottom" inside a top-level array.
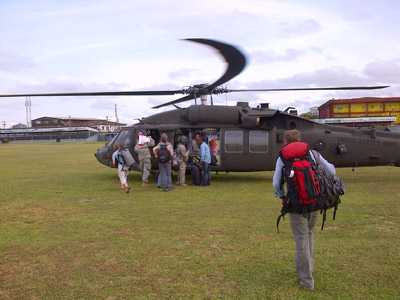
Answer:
[{"left": 319, "top": 97, "right": 400, "bottom": 124}]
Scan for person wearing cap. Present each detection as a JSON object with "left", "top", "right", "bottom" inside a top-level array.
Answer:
[
  {"left": 175, "top": 135, "right": 189, "bottom": 186},
  {"left": 112, "top": 143, "right": 131, "bottom": 193},
  {"left": 134, "top": 131, "right": 155, "bottom": 186}
]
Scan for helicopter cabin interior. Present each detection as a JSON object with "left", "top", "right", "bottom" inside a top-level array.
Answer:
[{"left": 110, "top": 126, "right": 275, "bottom": 172}]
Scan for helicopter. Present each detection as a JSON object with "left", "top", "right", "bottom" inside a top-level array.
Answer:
[{"left": 1, "top": 39, "right": 399, "bottom": 171}]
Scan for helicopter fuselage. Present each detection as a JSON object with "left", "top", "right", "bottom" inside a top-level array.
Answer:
[{"left": 95, "top": 103, "right": 400, "bottom": 172}]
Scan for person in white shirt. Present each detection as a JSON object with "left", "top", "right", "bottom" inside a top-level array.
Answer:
[
  {"left": 272, "top": 129, "right": 336, "bottom": 290},
  {"left": 112, "top": 144, "right": 131, "bottom": 193}
]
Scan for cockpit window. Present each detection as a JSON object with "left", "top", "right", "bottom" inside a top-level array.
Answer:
[
  {"left": 114, "top": 130, "right": 133, "bottom": 147},
  {"left": 107, "top": 134, "right": 119, "bottom": 146}
]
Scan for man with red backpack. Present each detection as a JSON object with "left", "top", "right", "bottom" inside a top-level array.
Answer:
[{"left": 273, "top": 129, "right": 336, "bottom": 290}]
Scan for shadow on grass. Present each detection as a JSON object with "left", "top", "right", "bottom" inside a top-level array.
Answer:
[
  {"left": 89, "top": 170, "right": 272, "bottom": 185},
  {"left": 211, "top": 172, "right": 272, "bottom": 183}
]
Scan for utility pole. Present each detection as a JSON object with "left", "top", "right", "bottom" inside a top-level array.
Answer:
[
  {"left": 2, "top": 121, "right": 6, "bottom": 129},
  {"left": 114, "top": 104, "right": 119, "bottom": 123},
  {"left": 25, "top": 97, "right": 32, "bottom": 127}
]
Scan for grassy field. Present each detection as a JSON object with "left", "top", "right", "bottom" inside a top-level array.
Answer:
[{"left": 0, "top": 143, "right": 399, "bottom": 299}]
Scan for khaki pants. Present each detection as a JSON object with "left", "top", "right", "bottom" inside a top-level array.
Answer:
[
  {"left": 289, "top": 211, "right": 318, "bottom": 289},
  {"left": 139, "top": 158, "right": 151, "bottom": 183},
  {"left": 117, "top": 167, "right": 128, "bottom": 186},
  {"left": 177, "top": 161, "right": 187, "bottom": 185}
]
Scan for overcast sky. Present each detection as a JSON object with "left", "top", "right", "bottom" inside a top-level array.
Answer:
[{"left": 0, "top": 0, "right": 399, "bottom": 126}]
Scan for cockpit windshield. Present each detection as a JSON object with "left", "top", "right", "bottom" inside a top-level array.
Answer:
[
  {"left": 108, "top": 130, "right": 133, "bottom": 148},
  {"left": 116, "top": 130, "right": 133, "bottom": 147},
  {"left": 107, "top": 134, "right": 119, "bottom": 147}
]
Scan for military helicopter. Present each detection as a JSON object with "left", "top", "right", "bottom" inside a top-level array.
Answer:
[{"left": 1, "top": 39, "right": 399, "bottom": 171}]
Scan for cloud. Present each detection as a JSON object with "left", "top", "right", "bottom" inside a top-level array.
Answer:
[
  {"left": 243, "top": 66, "right": 370, "bottom": 90},
  {"left": 364, "top": 59, "right": 400, "bottom": 83},
  {"left": 279, "top": 19, "right": 322, "bottom": 37},
  {"left": 251, "top": 47, "right": 322, "bottom": 64},
  {"left": 1, "top": 1, "right": 400, "bottom": 125},
  {"left": 0, "top": 51, "right": 36, "bottom": 72},
  {"left": 2, "top": 79, "right": 128, "bottom": 94},
  {"left": 243, "top": 57, "right": 400, "bottom": 90},
  {"left": 169, "top": 68, "right": 197, "bottom": 80},
  {"left": 231, "top": 59, "right": 400, "bottom": 112}
]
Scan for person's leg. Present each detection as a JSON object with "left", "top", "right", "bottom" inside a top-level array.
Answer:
[
  {"left": 289, "top": 213, "right": 314, "bottom": 290},
  {"left": 139, "top": 160, "right": 144, "bottom": 180},
  {"left": 156, "top": 165, "right": 161, "bottom": 188},
  {"left": 179, "top": 162, "right": 186, "bottom": 185},
  {"left": 159, "top": 163, "right": 167, "bottom": 189},
  {"left": 118, "top": 168, "right": 129, "bottom": 192},
  {"left": 308, "top": 211, "right": 318, "bottom": 273},
  {"left": 142, "top": 158, "right": 151, "bottom": 183},
  {"left": 200, "top": 162, "right": 205, "bottom": 185},
  {"left": 117, "top": 168, "right": 125, "bottom": 189},
  {"left": 206, "top": 163, "right": 211, "bottom": 185},
  {"left": 166, "top": 162, "right": 172, "bottom": 189},
  {"left": 124, "top": 169, "right": 130, "bottom": 192},
  {"left": 201, "top": 162, "right": 209, "bottom": 186}
]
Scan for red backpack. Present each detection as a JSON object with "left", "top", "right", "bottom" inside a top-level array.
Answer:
[{"left": 279, "top": 142, "right": 321, "bottom": 214}]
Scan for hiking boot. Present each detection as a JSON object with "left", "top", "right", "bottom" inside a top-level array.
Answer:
[{"left": 299, "top": 282, "right": 314, "bottom": 291}]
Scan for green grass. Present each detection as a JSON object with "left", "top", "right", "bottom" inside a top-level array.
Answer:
[{"left": 0, "top": 143, "right": 399, "bottom": 299}]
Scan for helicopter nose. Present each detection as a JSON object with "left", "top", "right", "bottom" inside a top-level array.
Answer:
[{"left": 95, "top": 146, "right": 112, "bottom": 167}]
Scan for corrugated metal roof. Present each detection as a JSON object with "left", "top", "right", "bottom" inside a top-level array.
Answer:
[
  {"left": 0, "top": 127, "right": 99, "bottom": 134},
  {"left": 319, "top": 97, "right": 400, "bottom": 108},
  {"left": 32, "top": 116, "right": 126, "bottom": 125},
  {"left": 314, "top": 116, "right": 396, "bottom": 124}
]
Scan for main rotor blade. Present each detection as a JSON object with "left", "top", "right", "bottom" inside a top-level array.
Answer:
[
  {"left": 152, "top": 94, "right": 195, "bottom": 109},
  {"left": 0, "top": 90, "right": 183, "bottom": 98},
  {"left": 184, "top": 38, "right": 246, "bottom": 90},
  {"left": 227, "top": 85, "right": 389, "bottom": 93}
]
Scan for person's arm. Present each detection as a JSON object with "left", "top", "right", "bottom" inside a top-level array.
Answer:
[
  {"left": 184, "top": 145, "right": 189, "bottom": 160},
  {"left": 200, "top": 144, "right": 205, "bottom": 162},
  {"left": 153, "top": 145, "right": 159, "bottom": 158},
  {"left": 168, "top": 144, "right": 174, "bottom": 156},
  {"left": 318, "top": 154, "right": 336, "bottom": 176},
  {"left": 311, "top": 151, "right": 336, "bottom": 176},
  {"left": 272, "top": 157, "right": 285, "bottom": 199},
  {"left": 148, "top": 137, "right": 155, "bottom": 147},
  {"left": 111, "top": 151, "right": 117, "bottom": 167}
]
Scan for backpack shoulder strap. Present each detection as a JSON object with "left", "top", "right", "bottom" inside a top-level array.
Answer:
[
  {"left": 276, "top": 206, "right": 289, "bottom": 233},
  {"left": 310, "top": 149, "right": 321, "bottom": 163}
]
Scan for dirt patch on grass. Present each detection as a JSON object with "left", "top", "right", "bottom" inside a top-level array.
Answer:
[{"left": 1, "top": 204, "right": 78, "bottom": 226}]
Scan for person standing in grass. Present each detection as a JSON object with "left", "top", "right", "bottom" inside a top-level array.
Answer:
[
  {"left": 112, "top": 143, "right": 131, "bottom": 193},
  {"left": 153, "top": 133, "right": 174, "bottom": 192},
  {"left": 272, "top": 129, "right": 336, "bottom": 290},
  {"left": 134, "top": 131, "right": 155, "bottom": 186},
  {"left": 175, "top": 135, "right": 189, "bottom": 186},
  {"left": 195, "top": 133, "right": 211, "bottom": 186}
]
